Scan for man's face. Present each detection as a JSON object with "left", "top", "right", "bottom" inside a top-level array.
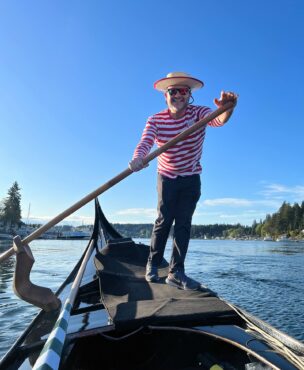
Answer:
[{"left": 165, "top": 85, "right": 191, "bottom": 114}]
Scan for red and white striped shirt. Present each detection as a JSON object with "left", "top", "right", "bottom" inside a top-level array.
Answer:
[{"left": 133, "top": 105, "right": 224, "bottom": 179}]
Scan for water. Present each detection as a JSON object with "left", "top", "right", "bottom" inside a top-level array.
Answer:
[
  {"left": 0, "top": 239, "right": 87, "bottom": 359},
  {"left": 0, "top": 238, "right": 303, "bottom": 360},
  {"left": 181, "top": 239, "right": 304, "bottom": 344}
]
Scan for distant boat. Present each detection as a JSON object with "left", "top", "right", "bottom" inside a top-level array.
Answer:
[
  {"left": 57, "top": 229, "right": 91, "bottom": 240},
  {"left": 263, "top": 236, "right": 273, "bottom": 241},
  {"left": 276, "top": 235, "right": 289, "bottom": 242},
  {"left": 40, "top": 231, "right": 58, "bottom": 239},
  {"left": 13, "top": 225, "right": 36, "bottom": 239}
]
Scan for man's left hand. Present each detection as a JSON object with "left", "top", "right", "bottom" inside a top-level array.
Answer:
[{"left": 214, "top": 91, "right": 238, "bottom": 109}]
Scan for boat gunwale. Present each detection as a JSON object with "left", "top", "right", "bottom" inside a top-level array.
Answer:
[{"left": 145, "top": 324, "right": 284, "bottom": 370}]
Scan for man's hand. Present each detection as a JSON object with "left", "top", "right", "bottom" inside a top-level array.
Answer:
[
  {"left": 214, "top": 91, "right": 238, "bottom": 108},
  {"left": 128, "top": 157, "right": 149, "bottom": 172},
  {"left": 214, "top": 91, "right": 238, "bottom": 124}
]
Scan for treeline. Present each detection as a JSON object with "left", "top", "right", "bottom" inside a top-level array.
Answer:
[
  {"left": 190, "top": 223, "right": 252, "bottom": 239},
  {"left": 112, "top": 224, "right": 154, "bottom": 238},
  {"left": 0, "top": 182, "right": 22, "bottom": 228},
  {"left": 113, "top": 201, "right": 304, "bottom": 239},
  {"left": 253, "top": 201, "right": 304, "bottom": 238},
  {"left": 112, "top": 222, "right": 252, "bottom": 239},
  {"left": 1, "top": 181, "right": 303, "bottom": 240}
]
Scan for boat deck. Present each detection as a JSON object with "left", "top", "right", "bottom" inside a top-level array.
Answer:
[{"left": 94, "top": 238, "right": 242, "bottom": 331}]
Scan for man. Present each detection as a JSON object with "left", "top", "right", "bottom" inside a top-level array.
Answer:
[{"left": 129, "top": 72, "right": 238, "bottom": 290}]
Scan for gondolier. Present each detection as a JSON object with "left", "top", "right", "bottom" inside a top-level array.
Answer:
[{"left": 129, "top": 72, "right": 238, "bottom": 290}]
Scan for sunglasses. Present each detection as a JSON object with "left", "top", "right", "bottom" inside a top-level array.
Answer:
[{"left": 167, "top": 88, "right": 190, "bottom": 96}]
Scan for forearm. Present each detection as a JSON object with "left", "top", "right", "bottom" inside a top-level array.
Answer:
[
  {"left": 133, "top": 143, "right": 152, "bottom": 159},
  {"left": 218, "top": 108, "right": 235, "bottom": 124},
  {"left": 133, "top": 120, "right": 157, "bottom": 158}
]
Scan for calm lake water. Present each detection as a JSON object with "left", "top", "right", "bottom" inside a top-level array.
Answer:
[{"left": 0, "top": 238, "right": 303, "bottom": 360}]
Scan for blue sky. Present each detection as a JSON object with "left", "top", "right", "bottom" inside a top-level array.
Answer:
[{"left": 0, "top": 0, "right": 303, "bottom": 227}]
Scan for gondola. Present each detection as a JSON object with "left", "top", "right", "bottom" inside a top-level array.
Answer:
[{"left": 1, "top": 199, "right": 304, "bottom": 370}]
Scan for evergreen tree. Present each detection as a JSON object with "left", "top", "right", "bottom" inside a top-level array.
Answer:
[
  {"left": 292, "top": 203, "right": 301, "bottom": 231},
  {"left": 301, "top": 201, "right": 304, "bottom": 230},
  {"left": 255, "top": 222, "right": 263, "bottom": 237},
  {"left": 251, "top": 220, "right": 257, "bottom": 236},
  {"left": 0, "top": 200, "right": 4, "bottom": 223},
  {"left": 262, "top": 214, "right": 270, "bottom": 236},
  {"left": 2, "top": 182, "right": 22, "bottom": 227}
]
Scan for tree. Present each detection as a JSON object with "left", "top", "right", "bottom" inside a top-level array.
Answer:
[
  {"left": 300, "top": 201, "right": 304, "bottom": 230},
  {"left": 255, "top": 222, "right": 263, "bottom": 237},
  {"left": 0, "top": 200, "right": 4, "bottom": 221},
  {"left": 293, "top": 203, "right": 301, "bottom": 231},
  {"left": 2, "top": 182, "right": 22, "bottom": 227},
  {"left": 251, "top": 220, "right": 257, "bottom": 236}
]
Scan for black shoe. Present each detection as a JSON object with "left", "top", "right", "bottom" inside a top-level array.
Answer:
[
  {"left": 166, "top": 271, "right": 201, "bottom": 290},
  {"left": 145, "top": 263, "right": 159, "bottom": 282}
]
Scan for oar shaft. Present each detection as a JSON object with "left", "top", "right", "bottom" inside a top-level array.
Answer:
[
  {"left": 0, "top": 102, "right": 234, "bottom": 263},
  {"left": 33, "top": 240, "right": 95, "bottom": 370},
  {"left": 22, "top": 168, "right": 132, "bottom": 245},
  {"left": 69, "top": 240, "right": 95, "bottom": 305},
  {"left": 0, "top": 167, "right": 132, "bottom": 263}
]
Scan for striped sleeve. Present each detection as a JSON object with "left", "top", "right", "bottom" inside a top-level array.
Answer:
[
  {"left": 133, "top": 117, "right": 158, "bottom": 159},
  {"left": 197, "top": 106, "right": 224, "bottom": 127}
]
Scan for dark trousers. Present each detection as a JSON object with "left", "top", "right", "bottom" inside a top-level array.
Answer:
[{"left": 148, "top": 174, "right": 201, "bottom": 273}]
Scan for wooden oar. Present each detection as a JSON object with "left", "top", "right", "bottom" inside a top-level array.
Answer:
[
  {"left": 0, "top": 101, "right": 234, "bottom": 263},
  {"left": 13, "top": 236, "right": 60, "bottom": 311}
]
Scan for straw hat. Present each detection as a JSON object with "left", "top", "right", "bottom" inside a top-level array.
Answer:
[{"left": 154, "top": 72, "right": 204, "bottom": 92}]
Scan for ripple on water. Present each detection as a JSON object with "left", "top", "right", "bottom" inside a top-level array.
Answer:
[{"left": 183, "top": 240, "right": 304, "bottom": 342}]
